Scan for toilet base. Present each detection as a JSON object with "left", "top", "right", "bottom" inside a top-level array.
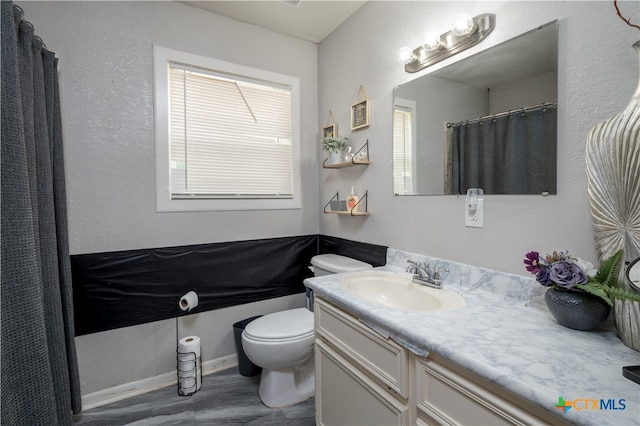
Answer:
[{"left": 258, "top": 355, "right": 315, "bottom": 408}]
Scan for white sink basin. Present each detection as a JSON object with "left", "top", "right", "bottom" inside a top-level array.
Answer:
[{"left": 340, "top": 273, "right": 466, "bottom": 313}]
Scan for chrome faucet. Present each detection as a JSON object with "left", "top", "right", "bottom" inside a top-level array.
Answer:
[{"left": 406, "top": 260, "right": 448, "bottom": 289}]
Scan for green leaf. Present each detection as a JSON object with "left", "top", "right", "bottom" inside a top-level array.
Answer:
[
  {"left": 321, "top": 136, "right": 347, "bottom": 152},
  {"left": 593, "top": 249, "right": 624, "bottom": 288},
  {"left": 575, "top": 282, "right": 613, "bottom": 306},
  {"left": 603, "top": 285, "right": 640, "bottom": 303}
]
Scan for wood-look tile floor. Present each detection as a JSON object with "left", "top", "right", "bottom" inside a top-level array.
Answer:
[{"left": 72, "top": 367, "right": 316, "bottom": 425}]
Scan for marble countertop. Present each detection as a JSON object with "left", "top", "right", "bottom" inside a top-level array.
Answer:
[{"left": 304, "top": 250, "right": 640, "bottom": 426}]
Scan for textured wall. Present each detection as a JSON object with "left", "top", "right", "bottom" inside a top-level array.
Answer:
[
  {"left": 18, "top": 0, "right": 319, "bottom": 395},
  {"left": 21, "top": 1, "right": 319, "bottom": 256},
  {"left": 318, "top": 1, "right": 639, "bottom": 275}
]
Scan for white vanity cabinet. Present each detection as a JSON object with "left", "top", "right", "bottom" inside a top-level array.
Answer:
[
  {"left": 415, "top": 354, "right": 570, "bottom": 425},
  {"left": 314, "top": 297, "right": 569, "bottom": 426},
  {"left": 314, "top": 297, "right": 410, "bottom": 425}
]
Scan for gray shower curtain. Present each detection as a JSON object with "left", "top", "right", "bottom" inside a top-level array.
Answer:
[
  {"left": 446, "top": 107, "right": 557, "bottom": 194},
  {"left": 1, "top": 2, "right": 81, "bottom": 424}
]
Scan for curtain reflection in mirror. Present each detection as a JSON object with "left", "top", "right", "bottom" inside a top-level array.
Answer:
[{"left": 445, "top": 105, "right": 557, "bottom": 195}]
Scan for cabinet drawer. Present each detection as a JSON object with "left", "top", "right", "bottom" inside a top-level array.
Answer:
[
  {"left": 316, "top": 338, "right": 409, "bottom": 426},
  {"left": 315, "top": 298, "right": 409, "bottom": 397},
  {"left": 416, "top": 357, "right": 561, "bottom": 426}
]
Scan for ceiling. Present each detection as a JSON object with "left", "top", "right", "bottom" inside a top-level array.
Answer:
[{"left": 180, "top": 1, "right": 367, "bottom": 44}]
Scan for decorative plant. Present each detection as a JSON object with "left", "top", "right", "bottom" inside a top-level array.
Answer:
[
  {"left": 523, "top": 249, "right": 640, "bottom": 306},
  {"left": 321, "top": 136, "right": 347, "bottom": 153}
]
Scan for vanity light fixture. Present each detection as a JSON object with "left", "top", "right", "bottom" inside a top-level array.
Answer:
[
  {"left": 451, "top": 13, "right": 475, "bottom": 36},
  {"left": 397, "top": 46, "right": 414, "bottom": 63},
  {"left": 401, "top": 13, "right": 495, "bottom": 73},
  {"left": 423, "top": 31, "right": 443, "bottom": 52}
]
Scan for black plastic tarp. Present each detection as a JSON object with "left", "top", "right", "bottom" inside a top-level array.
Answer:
[
  {"left": 72, "top": 235, "right": 317, "bottom": 335},
  {"left": 319, "top": 235, "right": 387, "bottom": 267},
  {"left": 71, "top": 235, "right": 387, "bottom": 335}
]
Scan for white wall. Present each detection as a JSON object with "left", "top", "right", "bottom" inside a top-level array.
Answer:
[
  {"left": 19, "top": 1, "right": 318, "bottom": 396},
  {"left": 490, "top": 71, "right": 558, "bottom": 113},
  {"left": 22, "top": 1, "right": 319, "bottom": 255},
  {"left": 318, "top": 1, "right": 639, "bottom": 275}
]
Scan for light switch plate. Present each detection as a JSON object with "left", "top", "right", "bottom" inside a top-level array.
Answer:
[{"left": 465, "top": 199, "right": 484, "bottom": 228}]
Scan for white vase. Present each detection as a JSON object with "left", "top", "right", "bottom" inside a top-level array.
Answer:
[
  {"left": 327, "top": 150, "right": 342, "bottom": 165},
  {"left": 586, "top": 41, "right": 640, "bottom": 353},
  {"left": 586, "top": 41, "right": 640, "bottom": 264},
  {"left": 613, "top": 299, "right": 640, "bottom": 353}
]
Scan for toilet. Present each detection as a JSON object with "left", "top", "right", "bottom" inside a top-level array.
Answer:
[{"left": 241, "top": 254, "right": 372, "bottom": 408}]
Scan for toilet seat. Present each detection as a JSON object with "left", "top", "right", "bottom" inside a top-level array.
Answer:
[
  {"left": 244, "top": 308, "right": 313, "bottom": 341},
  {"left": 242, "top": 330, "right": 314, "bottom": 344}
]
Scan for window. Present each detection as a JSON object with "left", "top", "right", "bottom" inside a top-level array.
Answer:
[
  {"left": 393, "top": 98, "right": 416, "bottom": 195},
  {"left": 154, "top": 46, "right": 301, "bottom": 212}
]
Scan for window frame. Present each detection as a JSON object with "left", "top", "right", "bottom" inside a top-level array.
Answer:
[
  {"left": 153, "top": 46, "right": 301, "bottom": 212},
  {"left": 393, "top": 97, "right": 417, "bottom": 195}
]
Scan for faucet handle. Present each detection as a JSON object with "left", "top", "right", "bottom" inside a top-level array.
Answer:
[
  {"left": 412, "top": 260, "right": 428, "bottom": 269},
  {"left": 432, "top": 266, "right": 449, "bottom": 282}
]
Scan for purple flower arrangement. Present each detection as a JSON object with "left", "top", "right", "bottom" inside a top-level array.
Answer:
[
  {"left": 524, "top": 250, "right": 591, "bottom": 289},
  {"left": 523, "top": 249, "right": 635, "bottom": 306}
]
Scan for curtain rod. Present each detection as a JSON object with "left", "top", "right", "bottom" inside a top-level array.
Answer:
[{"left": 446, "top": 101, "right": 557, "bottom": 128}]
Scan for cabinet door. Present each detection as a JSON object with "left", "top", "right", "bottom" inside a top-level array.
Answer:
[
  {"left": 315, "top": 298, "right": 409, "bottom": 397},
  {"left": 316, "top": 339, "right": 409, "bottom": 426},
  {"left": 416, "top": 357, "right": 561, "bottom": 426}
]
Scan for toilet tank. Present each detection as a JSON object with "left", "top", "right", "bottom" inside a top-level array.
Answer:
[
  {"left": 310, "top": 254, "right": 372, "bottom": 276},
  {"left": 307, "top": 254, "right": 372, "bottom": 311}
]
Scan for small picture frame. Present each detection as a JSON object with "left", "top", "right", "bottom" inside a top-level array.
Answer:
[
  {"left": 351, "top": 98, "right": 370, "bottom": 130},
  {"left": 322, "top": 124, "right": 337, "bottom": 138}
]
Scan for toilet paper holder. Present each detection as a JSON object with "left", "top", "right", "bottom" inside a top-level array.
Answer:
[
  {"left": 176, "top": 291, "right": 202, "bottom": 396},
  {"left": 177, "top": 347, "right": 201, "bottom": 396}
]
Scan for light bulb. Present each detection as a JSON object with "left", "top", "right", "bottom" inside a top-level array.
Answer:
[
  {"left": 452, "top": 13, "right": 475, "bottom": 36},
  {"left": 397, "top": 46, "right": 414, "bottom": 63},
  {"left": 423, "top": 31, "right": 443, "bottom": 51}
]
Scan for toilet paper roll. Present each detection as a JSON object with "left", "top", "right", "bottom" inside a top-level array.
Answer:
[
  {"left": 177, "top": 335, "right": 202, "bottom": 393},
  {"left": 178, "top": 336, "right": 201, "bottom": 358},
  {"left": 178, "top": 376, "right": 197, "bottom": 395},
  {"left": 177, "top": 353, "right": 196, "bottom": 372},
  {"left": 179, "top": 291, "right": 198, "bottom": 312}
]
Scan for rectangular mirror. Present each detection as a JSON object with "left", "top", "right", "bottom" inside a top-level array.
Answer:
[{"left": 393, "top": 20, "right": 558, "bottom": 196}]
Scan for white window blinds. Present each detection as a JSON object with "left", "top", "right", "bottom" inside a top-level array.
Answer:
[
  {"left": 393, "top": 106, "right": 413, "bottom": 195},
  {"left": 168, "top": 64, "right": 293, "bottom": 199}
]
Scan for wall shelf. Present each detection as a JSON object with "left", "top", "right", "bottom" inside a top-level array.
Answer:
[
  {"left": 325, "top": 210, "right": 370, "bottom": 217},
  {"left": 323, "top": 190, "right": 369, "bottom": 216},
  {"left": 323, "top": 159, "right": 371, "bottom": 169},
  {"left": 323, "top": 140, "right": 370, "bottom": 169}
]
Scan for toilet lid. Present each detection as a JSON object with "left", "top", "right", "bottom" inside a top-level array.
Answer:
[
  {"left": 244, "top": 308, "right": 314, "bottom": 340},
  {"left": 311, "top": 254, "right": 373, "bottom": 273}
]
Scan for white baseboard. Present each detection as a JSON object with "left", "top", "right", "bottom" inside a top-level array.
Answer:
[{"left": 81, "top": 354, "right": 239, "bottom": 411}]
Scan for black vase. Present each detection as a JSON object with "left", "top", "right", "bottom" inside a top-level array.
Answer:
[{"left": 544, "top": 287, "right": 611, "bottom": 331}]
